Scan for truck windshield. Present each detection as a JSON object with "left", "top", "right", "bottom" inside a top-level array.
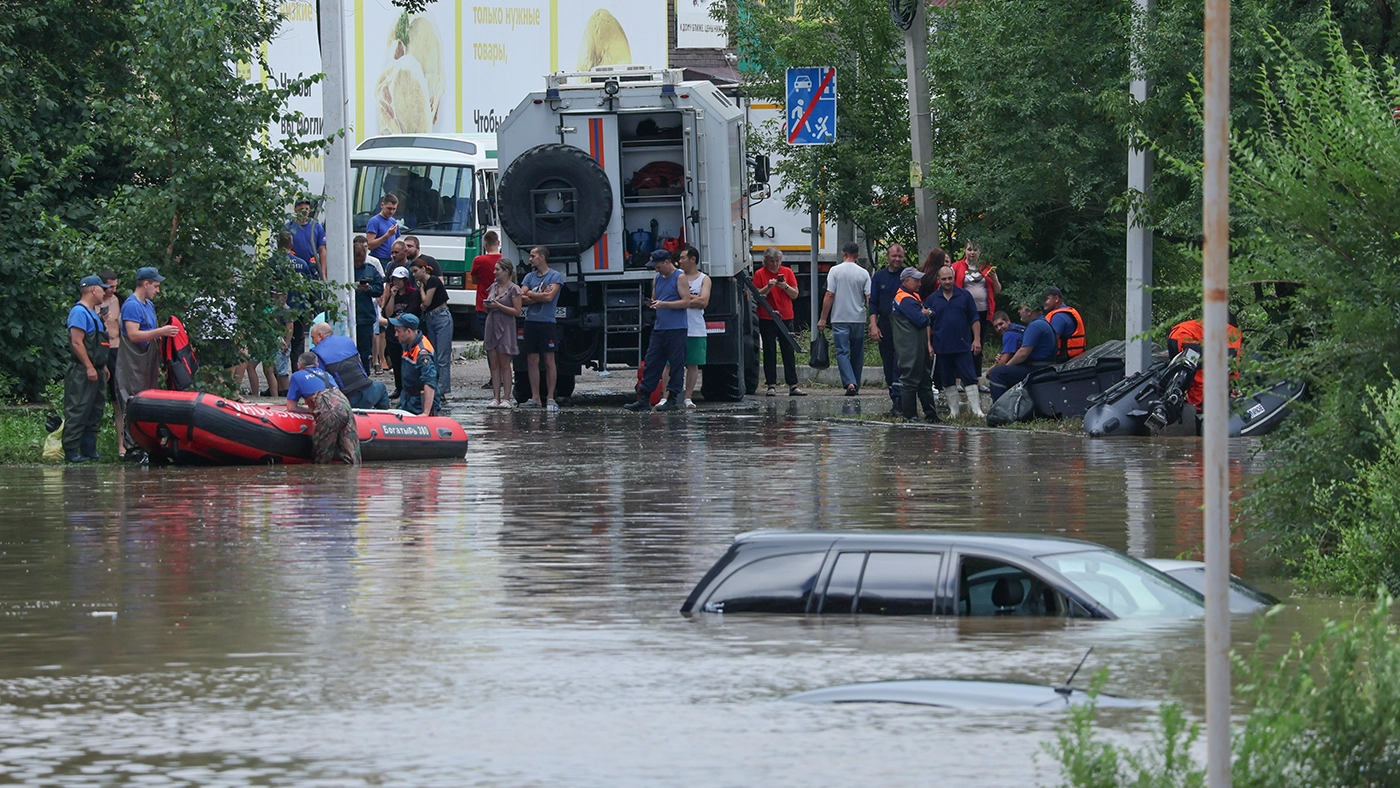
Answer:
[{"left": 353, "top": 163, "right": 475, "bottom": 234}]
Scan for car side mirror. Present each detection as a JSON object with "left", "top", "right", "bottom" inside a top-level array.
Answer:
[
  {"left": 751, "top": 154, "right": 770, "bottom": 187},
  {"left": 476, "top": 199, "right": 493, "bottom": 228}
]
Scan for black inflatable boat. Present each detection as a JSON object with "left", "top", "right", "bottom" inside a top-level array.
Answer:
[{"left": 1083, "top": 370, "right": 1304, "bottom": 438}]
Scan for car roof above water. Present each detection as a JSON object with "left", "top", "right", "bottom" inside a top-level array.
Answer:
[{"left": 731, "top": 530, "right": 1111, "bottom": 558}]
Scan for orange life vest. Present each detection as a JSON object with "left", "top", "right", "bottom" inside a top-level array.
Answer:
[
  {"left": 402, "top": 335, "right": 435, "bottom": 363},
  {"left": 1044, "top": 305, "right": 1086, "bottom": 361},
  {"left": 1168, "top": 319, "right": 1242, "bottom": 405}
]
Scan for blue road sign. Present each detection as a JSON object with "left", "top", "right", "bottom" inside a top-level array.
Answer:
[{"left": 786, "top": 67, "right": 836, "bottom": 145}]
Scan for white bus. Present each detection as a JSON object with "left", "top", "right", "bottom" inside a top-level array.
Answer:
[{"left": 350, "top": 134, "right": 500, "bottom": 330}]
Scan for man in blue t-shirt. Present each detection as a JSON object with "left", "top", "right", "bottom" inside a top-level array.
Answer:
[
  {"left": 987, "top": 305, "right": 1058, "bottom": 401},
  {"left": 365, "top": 194, "right": 402, "bottom": 264},
  {"left": 286, "top": 199, "right": 328, "bottom": 280},
  {"left": 991, "top": 311, "right": 1025, "bottom": 366},
  {"left": 63, "top": 275, "right": 111, "bottom": 462},
  {"left": 519, "top": 246, "right": 565, "bottom": 410},
  {"left": 116, "top": 266, "right": 178, "bottom": 458},
  {"left": 309, "top": 322, "right": 390, "bottom": 410}
]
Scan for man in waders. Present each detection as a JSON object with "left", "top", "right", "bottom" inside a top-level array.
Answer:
[
  {"left": 891, "top": 268, "right": 939, "bottom": 422},
  {"left": 63, "top": 275, "right": 111, "bottom": 462},
  {"left": 286, "top": 352, "right": 361, "bottom": 465},
  {"left": 116, "top": 267, "right": 178, "bottom": 461}
]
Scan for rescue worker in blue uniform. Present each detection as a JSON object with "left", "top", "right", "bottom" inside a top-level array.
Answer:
[
  {"left": 389, "top": 313, "right": 440, "bottom": 416},
  {"left": 308, "top": 322, "right": 390, "bottom": 409},
  {"left": 987, "top": 305, "right": 1058, "bottom": 401},
  {"left": 63, "top": 275, "right": 111, "bottom": 462},
  {"left": 890, "top": 268, "right": 939, "bottom": 422}
]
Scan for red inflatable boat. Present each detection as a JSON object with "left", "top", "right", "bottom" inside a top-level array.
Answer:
[{"left": 126, "top": 390, "right": 468, "bottom": 465}]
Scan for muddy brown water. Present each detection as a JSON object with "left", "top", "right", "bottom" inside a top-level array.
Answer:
[{"left": 0, "top": 400, "right": 1352, "bottom": 785}]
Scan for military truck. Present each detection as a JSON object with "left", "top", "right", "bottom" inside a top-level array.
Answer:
[{"left": 495, "top": 66, "right": 764, "bottom": 401}]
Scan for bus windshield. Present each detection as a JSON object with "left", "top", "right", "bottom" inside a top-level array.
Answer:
[{"left": 353, "top": 163, "right": 475, "bottom": 234}]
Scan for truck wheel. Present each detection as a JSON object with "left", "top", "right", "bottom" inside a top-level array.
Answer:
[
  {"left": 512, "top": 355, "right": 531, "bottom": 403},
  {"left": 498, "top": 143, "right": 614, "bottom": 249},
  {"left": 555, "top": 370, "right": 576, "bottom": 399},
  {"left": 700, "top": 365, "right": 742, "bottom": 402},
  {"left": 743, "top": 308, "right": 760, "bottom": 395}
]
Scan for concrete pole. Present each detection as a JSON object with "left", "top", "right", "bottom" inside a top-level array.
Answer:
[
  {"left": 1125, "top": 0, "right": 1154, "bottom": 376},
  {"left": 1202, "top": 0, "right": 1232, "bottom": 783},
  {"left": 320, "top": 0, "right": 353, "bottom": 329},
  {"left": 903, "top": 1, "right": 938, "bottom": 256}
]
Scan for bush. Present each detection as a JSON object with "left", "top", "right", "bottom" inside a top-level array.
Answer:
[{"left": 1047, "top": 596, "right": 1400, "bottom": 788}]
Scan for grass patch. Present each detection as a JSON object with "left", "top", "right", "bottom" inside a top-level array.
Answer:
[{"left": 0, "top": 406, "right": 123, "bottom": 465}]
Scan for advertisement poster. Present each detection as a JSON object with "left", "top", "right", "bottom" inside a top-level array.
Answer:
[
  {"left": 353, "top": 1, "right": 668, "bottom": 142},
  {"left": 676, "top": 0, "right": 726, "bottom": 49},
  {"left": 251, "top": 0, "right": 326, "bottom": 194}
]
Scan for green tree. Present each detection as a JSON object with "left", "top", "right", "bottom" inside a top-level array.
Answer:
[{"left": 727, "top": 0, "right": 916, "bottom": 254}]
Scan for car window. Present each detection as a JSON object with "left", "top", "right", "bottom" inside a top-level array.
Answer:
[
  {"left": 1038, "top": 550, "right": 1204, "bottom": 618},
  {"left": 818, "top": 551, "right": 867, "bottom": 614},
  {"left": 958, "top": 556, "right": 1067, "bottom": 616},
  {"left": 703, "top": 552, "right": 825, "bottom": 614},
  {"left": 1166, "top": 567, "right": 1277, "bottom": 612},
  {"left": 855, "top": 552, "right": 942, "bottom": 616}
]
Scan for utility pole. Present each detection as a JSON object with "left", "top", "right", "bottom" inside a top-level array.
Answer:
[
  {"left": 1125, "top": 0, "right": 1154, "bottom": 376},
  {"left": 320, "top": 0, "right": 353, "bottom": 329},
  {"left": 894, "top": 0, "right": 938, "bottom": 256},
  {"left": 1201, "top": 0, "right": 1232, "bottom": 782}
]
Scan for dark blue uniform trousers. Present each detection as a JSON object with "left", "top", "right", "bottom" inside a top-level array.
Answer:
[{"left": 638, "top": 328, "right": 688, "bottom": 398}]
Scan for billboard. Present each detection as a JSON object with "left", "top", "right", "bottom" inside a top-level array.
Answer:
[
  {"left": 352, "top": 1, "right": 668, "bottom": 141},
  {"left": 677, "top": 0, "right": 727, "bottom": 49},
  {"left": 258, "top": 1, "right": 669, "bottom": 195}
]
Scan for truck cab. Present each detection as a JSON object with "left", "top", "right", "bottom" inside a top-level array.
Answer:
[{"left": 495, "top": 66, "right": 759, "bottom": 401}]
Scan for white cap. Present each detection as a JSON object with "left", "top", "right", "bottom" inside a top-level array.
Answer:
[{"left": 391, "top": 266, "right": 411, "bottom": 279}]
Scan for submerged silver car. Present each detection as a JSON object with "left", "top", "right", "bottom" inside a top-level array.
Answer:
[{"left": 682, "top": 531, "right": 1260, "bottom": 620}]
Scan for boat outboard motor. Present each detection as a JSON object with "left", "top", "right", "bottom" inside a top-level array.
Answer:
[{"left": 1145, "top": 349, "right": 1199, "bottom": 434}]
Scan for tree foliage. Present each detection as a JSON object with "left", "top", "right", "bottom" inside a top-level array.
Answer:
[
  {"left": 725, "top": 0, "right": 917, "bottom": 253},
  {"left": 0, "top": 0, "right": 330, "bottom": 399}
]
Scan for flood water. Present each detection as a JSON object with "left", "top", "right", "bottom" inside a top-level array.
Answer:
[{"left": 0, "top": 401, "right": 1347, "bottom": 785}]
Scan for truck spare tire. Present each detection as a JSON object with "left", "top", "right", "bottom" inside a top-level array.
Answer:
[{"left": 498, "top": 143, "right": 614, "bottom": 252}]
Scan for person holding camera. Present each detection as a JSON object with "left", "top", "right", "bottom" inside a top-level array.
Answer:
[{"left": 353, "top": 237, "right": 384, "bottom": 374}]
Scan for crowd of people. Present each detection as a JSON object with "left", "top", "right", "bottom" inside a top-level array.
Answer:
[{"left": 805, "top": 240, "right": 1088, "bottom": 421}]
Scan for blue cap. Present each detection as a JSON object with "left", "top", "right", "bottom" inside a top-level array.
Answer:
[
  {"left": 135, "top": 266, "right": 165, "bottom": 283},
  {"left": 389, "top": 313, "right": 420, "bottom": 330},
  {"left": 646, "top": 249, "right": 671, "bottom": 269},
  {"left": 79, "top": 275, "right": 105, "bottom": 289}
]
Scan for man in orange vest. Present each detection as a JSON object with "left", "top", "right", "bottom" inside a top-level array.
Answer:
[
  {"left": 1042, "top": 287, "right": 1086, "bottom": 361},
  {"left": 1167, "top": 317, "right": 1243, "bottom": 406}
]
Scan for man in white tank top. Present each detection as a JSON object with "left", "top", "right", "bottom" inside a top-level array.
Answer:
[{"left": 678, "top": 246, "right": 711, "bottom": 408}]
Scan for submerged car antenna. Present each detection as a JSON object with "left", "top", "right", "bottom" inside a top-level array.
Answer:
[{"left": 1054, "top": 647, "right": 1094, "bottom": 697}]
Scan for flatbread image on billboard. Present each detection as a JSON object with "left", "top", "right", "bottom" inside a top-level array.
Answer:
[
  {"left": 557, "top": 2, "right": 666, "bottom": 74},
  {"left": 577, "top": 9, "right": 631, "bottom": 71},
  {"left": 372, "top": 10, "right": 446, "bottom": 134}
]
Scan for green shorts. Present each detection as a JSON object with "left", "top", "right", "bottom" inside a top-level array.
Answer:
[{"left": 686, "top": 336, "right": 708, "bottom": 366}]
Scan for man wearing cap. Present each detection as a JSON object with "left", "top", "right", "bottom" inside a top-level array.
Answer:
[
  {"left": 381, "top": 265, "right": 418, "bottom": 401},
  {"left": 520, "top": 246, "right": 564, "bottom": 411},
  {"left": 287, "top": 198, "right": 328, "bottom": 280},
  {"left": 890, "top": 267, "right": 939, "bottom": 421},
  {"left": 625, "top": 249, "right": 691, "bottom": 412},
  {"left": 389, "top": 313, "right": 439, "bottom": 416},
  {"left": 309, "top": 322, "right": 391, "bottom": 409},
  {"left": 62, "top": 276, "right": 112, "bottom": 462},
  {"left": 987, "top": 304, "right": 1058, "bottom": 401},
  {"left": 115, "top": 267, "right": 178, "bottom": 458},
  {"left": 1042, "top": 286, "right": 1087, "bottom": 361},
  {"left": 868, "top": 244, "right": 907, "bottom": 413}
]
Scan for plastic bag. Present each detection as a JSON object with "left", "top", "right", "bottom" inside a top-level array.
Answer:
[
  {"left": 42, "top": 419, "right": 64, "bottom": 462},
  {"left": 809, "top": 331, "right": 831, "bottom": 370},
  {"left": 986, "top": 381, "right": 1034, "bottom": 426}
]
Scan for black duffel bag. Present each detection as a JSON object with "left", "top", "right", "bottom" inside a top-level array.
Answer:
[{"left": 809, "top": 331, "right": 830, "bottom": 369}]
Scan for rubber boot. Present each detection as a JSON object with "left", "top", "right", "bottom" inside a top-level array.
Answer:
[
  {"left": 899, "top": 389, "right": 918, "bottom": 420},
  {"left": 964, "top": 385, "right": 985, "bottom": 418},
  {"left": 946, "top": 387, "right": 962, "bottom": 418},
  {"left": 80, "top": 432, "right": 101, "bottom": 461}
]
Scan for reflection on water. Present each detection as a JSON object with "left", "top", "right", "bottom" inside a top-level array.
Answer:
[{"left": 0, "top": 405, "right": 1327, "bottom": 785}]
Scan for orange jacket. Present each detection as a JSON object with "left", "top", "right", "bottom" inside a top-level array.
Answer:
[
  {"left": 1168, "top": 319, "right": 1241, "bottom": 405},
  {"left": 1045, "top": 305, "right": 1086, "bottom": 360}
]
